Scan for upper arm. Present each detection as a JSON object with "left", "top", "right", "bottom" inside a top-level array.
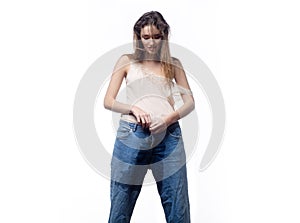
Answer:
[
  {"left": 173, "top": 57, "right": 194, "bottom": 101},
  {"left": 104, "top": 54, "right": 130, "bottom": 106}
]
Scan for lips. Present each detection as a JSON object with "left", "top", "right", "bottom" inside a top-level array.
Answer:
[{"left": 147, "top": 47, "right": 156, "bottom": 51}]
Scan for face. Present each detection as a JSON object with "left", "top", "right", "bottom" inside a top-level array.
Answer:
[{"left": 140, "top": 25, "right": 163, "bottom": 55}]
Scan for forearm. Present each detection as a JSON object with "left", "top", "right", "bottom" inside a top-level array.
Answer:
[
  {"left": 103, "top": 98, "right": 132, "bottom": 114},
  {"left": 165, "top": 98, "right": 195, "bottom": 126}
]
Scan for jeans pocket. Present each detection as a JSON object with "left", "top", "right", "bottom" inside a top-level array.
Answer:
[
  {"left": 167, "top": 125, "right": 182, "bottom": 138},
  {"left": 116, "top": 125, "right": 131, "bottom": 139}
]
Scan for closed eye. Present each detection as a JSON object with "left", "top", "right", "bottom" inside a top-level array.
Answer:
[
  {"left": 141, "top": 34, "right": 162, "bottom": 40},
  {"left": 153, "top": 34, "right": 163, "bottom": 39},
  {"left": 142, "top": 35, "right": 150, "bottom": 40}
]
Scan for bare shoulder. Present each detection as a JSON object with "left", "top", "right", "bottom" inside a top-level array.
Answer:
[
  {"left": 171, "top": 57, "right": 192, "bottom": 90},
  {"left": 113, "top": 54, "right": 133, "bottom": 74},
  {"left": 171, "top": 56, "right": 185, "bottom": 75},
  {"left": 116, "top": 54, "right": 132, "bottom": 66},
  {"left": 171, "top": 56, "right": 182, "bottom": 66},
  {"left": 125, "top": 53, "right": 134, "bottom": 61}
]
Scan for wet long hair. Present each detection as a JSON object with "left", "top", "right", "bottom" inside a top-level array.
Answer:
[{"left": 133, "top": 11, "right": 175, "bottom": 81}]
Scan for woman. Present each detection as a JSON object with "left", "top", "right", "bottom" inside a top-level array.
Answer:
[{"left": 104, "top": 11, "right": 195, "bottom": 223}]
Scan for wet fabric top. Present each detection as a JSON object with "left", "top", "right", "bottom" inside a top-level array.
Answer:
[{"left": 120, "top": 60, "right": 192, "bottom": 123}]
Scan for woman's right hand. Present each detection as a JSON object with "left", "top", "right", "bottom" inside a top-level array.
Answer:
[{"left": 130, "top": 106, "right": 151, "bottom": 129}]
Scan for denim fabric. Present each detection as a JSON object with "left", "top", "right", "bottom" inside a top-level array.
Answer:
[{"left": 108, "top": 120, "right": 190, "bottom": 223}]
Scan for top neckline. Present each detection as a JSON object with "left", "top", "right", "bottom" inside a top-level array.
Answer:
[{"left": 132, "top": 62, "right": 167, "bottom": 79}]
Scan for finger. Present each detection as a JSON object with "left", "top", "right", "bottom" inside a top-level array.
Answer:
[
  {"left": 136, "top": 114, "right": 141, "bottom": 123},
  {"left": 151, "top": 127, "right": 160, "bottom": 134},
  {"left": 149, "top": 124, "right": 158, "bottom": 133},
  {"left": 140, "top": 116, "right": 146, "bottom": 128},
  {"left": 145, "top": 115, "right": 151, "bottom": 128},
  {"left": 149, "top": 122, "right": 156, "bottom": 130},
  {"left": 152, "top": 126, "right": 164, "bottom": 134}
]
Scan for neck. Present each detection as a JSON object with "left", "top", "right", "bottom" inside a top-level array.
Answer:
[
  {"left": 143, "top": 52, "right": 160, "bottom": 61},
  {"left": 141, "top": 60, "right": 161, "bottom": 66}
]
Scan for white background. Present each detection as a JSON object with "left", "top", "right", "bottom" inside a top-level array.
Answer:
[{"left": 1, "top": 0, "right": 300, "bottom": 222}]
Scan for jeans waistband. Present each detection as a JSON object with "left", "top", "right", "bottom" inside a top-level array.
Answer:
[{"left": 119, "top": 119, "right": 180, "bottom": 132}]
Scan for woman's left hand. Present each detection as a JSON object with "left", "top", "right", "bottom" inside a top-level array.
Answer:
[{"left": 149, "top": 117, "right": 168, "bottom": 134}]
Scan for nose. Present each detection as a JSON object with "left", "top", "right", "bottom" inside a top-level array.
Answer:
[{"left": 148, "top": 39, "right": 155, "bottom": 46}]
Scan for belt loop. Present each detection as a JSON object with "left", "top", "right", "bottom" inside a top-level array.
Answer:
[{"left": 133, "top": 123, "right": 138, "bottom": 132}]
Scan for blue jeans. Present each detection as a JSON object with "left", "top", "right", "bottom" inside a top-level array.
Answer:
[{"left": 108, "top": 120, "right": 190, "bottom": 223}]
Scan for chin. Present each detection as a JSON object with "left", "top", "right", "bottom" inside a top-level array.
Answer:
[{"left": 147, "top": 50, "right": 159, "bottom": 55}]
